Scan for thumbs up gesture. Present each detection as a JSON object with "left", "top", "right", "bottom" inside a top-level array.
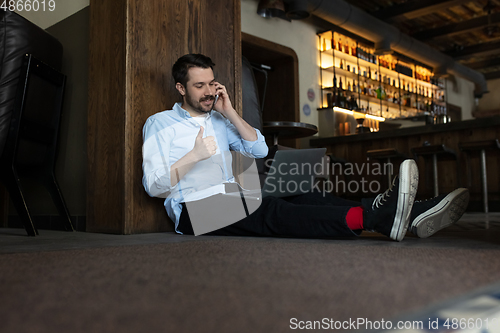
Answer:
[{"left": 192, "top": 126, "right": 217, "bottom": 161}]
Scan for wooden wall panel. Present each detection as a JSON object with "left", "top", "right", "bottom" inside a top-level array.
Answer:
[
  {"left": 88, "top": 0, "right": 241, "bottom": 234},
  {"left": 88, "top": 0, "right": 127, "bottom": 233}
]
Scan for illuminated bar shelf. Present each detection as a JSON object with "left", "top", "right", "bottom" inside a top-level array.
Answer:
[{"left": 318, "top": 30, "right": 447, "bottom": 134}]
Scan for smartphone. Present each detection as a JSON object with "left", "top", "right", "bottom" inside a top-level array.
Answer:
[{"left": 212, "top": 94, "right": 219, "bottom": 110}]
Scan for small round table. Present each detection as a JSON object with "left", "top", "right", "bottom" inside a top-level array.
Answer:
[{"left": 263, "top": 121, "right": 318, "bottom": 145}]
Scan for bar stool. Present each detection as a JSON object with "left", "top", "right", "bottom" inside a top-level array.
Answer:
[
  {"left": 459, "top": 139, "right": 500, "bottom": 213},
  {"left": 367, "top": 148, "right": 408, "bottom": 188},
  {"left": 411, "top": 143, "right": 459, "bottom": 197}
]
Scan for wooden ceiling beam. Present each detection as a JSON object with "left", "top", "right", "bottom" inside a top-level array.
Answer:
[
  {"left": 485, "top": 70, "right": 500, "bottom": 80},
  {"left": 465, "top": 57, "right": 500, "bottom": 70},
  {"left": 412, "top": 12, "right": 500, "bottom": 41},
  {"left": 370, "top": 0, "right": 471, "bottom": 21},
  {"left": 445, "top": 40, "right": 500, "bottom": 60}
]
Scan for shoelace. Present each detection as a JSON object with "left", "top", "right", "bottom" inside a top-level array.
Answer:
[
  {"left": 372, "top": 177, "right": 398, "bottom": 209},
  {"left": 372, "top": 188, "right": 392, "bottom": 209}
]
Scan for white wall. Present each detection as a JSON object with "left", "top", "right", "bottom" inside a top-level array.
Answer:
[
  {"left": 241, "top": 0, "right": 321, "bottom": 129},
  {"left": 446, "top": 76, "right": 476, "bottom": 120},
  {"left": 477, "top": 78, "right": 500, "bottom": 114},
  {"left": 15, "top": 0, "right": 89, "bottom": 28}
]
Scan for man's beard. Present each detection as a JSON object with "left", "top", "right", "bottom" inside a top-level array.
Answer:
[{"left": 185, "top": 91, "right": 214, "bottom": 114}]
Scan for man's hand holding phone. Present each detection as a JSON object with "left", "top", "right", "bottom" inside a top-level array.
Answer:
[
  {"left": 212, "top": 82, "right": 235, "bottom": 118},
  {"left": 211, "top": 81, "right": 258, "bottom": 142}
]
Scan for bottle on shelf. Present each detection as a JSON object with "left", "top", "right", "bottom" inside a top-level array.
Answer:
[
  {"left": 326, "top": 93, "right": 333, "bottom": 108},
  {"left": 319, "top": 30, "right": 446, "bottom": 122},
  {"left": 349, "top": 94, "right": 358, "bottom": 110},
  {"left": 376, "top": 85, "right": 385, "bottom": 100},
  {"left": 402, "top": 85, "right": 408, "bottom": 107},
  {"left": 345, "top": 39, "right": 350, "bottom": 54}
]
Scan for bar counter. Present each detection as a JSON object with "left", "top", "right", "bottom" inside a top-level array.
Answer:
[
  {"left": 310, "top": 116, "right": 500, "bottom": 146},
  {"left": 309, "top": 116, "right": 500, "bottom": 210}
]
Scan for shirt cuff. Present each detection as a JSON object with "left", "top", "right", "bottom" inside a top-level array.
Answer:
[
  {"left": 241, "top": 128, "right": 264, "bottom": 149},
  {"left": 154, "top": 166, "right": 178, "bottom": 192}
]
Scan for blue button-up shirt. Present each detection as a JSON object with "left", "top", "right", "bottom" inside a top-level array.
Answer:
[{"left": 142, "top": 103, "right": 268, "bottom": 233}]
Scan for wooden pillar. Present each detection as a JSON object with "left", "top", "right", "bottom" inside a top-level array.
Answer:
[{"left": 88, "top": 0, "right": 242, "bottom": 234}]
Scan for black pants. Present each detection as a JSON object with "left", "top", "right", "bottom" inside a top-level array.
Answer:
[{"left": 177, "top": 192, "right": 361, "bottom": 238}]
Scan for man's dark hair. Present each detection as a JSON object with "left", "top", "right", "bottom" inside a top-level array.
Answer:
[{"left": 172, "top": 54, "right": 215, "bottom": 87}]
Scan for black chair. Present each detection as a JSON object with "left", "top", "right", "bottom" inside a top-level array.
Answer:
[
  {"left": 242, "top": 56, "right": 271, "bottom": 187},
  {"left": 242, "top": 57, "right": 305, "bottom": 184},
  {"left": 0, "top": 11, "right": 73, "bottom": 236}
]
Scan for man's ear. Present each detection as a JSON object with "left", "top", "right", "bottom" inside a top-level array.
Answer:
[{"left": 175, "top": 82, "right": 186, "bottom": 96}]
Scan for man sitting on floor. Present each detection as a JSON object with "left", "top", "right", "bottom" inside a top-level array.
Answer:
[{"left": 142, "top": 53, "right": 469, "bottom": 241}]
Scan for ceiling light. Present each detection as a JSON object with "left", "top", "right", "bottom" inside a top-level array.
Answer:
[{"left": 257, "top": 0, "right": 286, "bottom": 18}]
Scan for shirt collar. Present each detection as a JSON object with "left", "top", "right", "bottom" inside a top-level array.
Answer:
[{"left": 173, "top": 102, "right": 213, "bottom": 119}]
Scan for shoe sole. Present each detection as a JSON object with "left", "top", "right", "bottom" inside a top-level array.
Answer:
[
  {"left": 391, "top": 160, "right": 419, "bottom": 241},
  {"left": 411, "top": 188, "right": 470, "bottom": 238}
]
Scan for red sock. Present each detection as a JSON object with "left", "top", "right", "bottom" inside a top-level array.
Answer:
[{"left": 346, "top": 206, "right": 364, "bottom": 230}]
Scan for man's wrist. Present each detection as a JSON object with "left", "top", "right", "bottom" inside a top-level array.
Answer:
[
  {"left": 187, "top": 150, "right": 201, "bottom": 163},
  {"left": 223, "top": 107, "right": 239, "bottom": 120}
]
